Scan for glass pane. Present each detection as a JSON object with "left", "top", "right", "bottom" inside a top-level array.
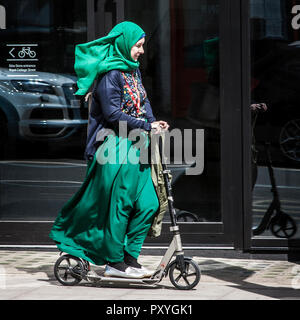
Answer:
[
  {"left": 251, "top": 0, "right": 300, "bottom": 240},
  {"left": 125, "top": 0, "right": 221, "bottom": 223},
  {"left": 0, "top": 0, "right": 222, "bottom": 225},
  {"left": 0, "top": 0, "right": 88, "bottom": 221}
]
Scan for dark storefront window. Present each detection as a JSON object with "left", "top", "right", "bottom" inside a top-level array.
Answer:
[
  {"left": 251, "top": 0, "right": 300, "bottom": 242},
  {"left": 125, "top": 0, "right": 222, "bottom": 224},
  {"left": 0, "top": 0, "right": 88, "bottom": 221},
  {"left": 0, "top": 0, "right": 239, "bottom": 247}
]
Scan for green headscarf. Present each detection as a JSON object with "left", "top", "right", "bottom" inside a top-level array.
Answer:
[{"left": 74, "top": 21, "right": 146, "bottom": 95}]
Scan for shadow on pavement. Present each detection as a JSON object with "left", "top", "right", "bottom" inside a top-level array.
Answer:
[{"left": 198, "top": 259, "right": 300, "bottom": 300}]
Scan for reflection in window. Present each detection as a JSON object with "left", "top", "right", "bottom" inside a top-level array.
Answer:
[
  {"left": 0, "top": 0, "right": 88, "bottom": 160},
  {"left": 125, "top": 0, "right": 221, "bottom": 223},
  {"left": 10, "top": 80, "right": 56, "bottom": 95},
  {"left": 0, "top": 0, "right": 88, "bottom": 221},
  {"left": 251, "top": 0, "right": 284, "bottom": 38},
  {"left": 251, "top": 0, "right": 300, "bottom": 240}
]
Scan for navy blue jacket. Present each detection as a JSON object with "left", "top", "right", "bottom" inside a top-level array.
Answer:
[{"left": 84, "top": 69, "right": 156, "bottom": 160}]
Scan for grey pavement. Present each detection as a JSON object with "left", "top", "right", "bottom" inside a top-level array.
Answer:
[{"left": 0, "top": 249, "right": 300, "bottom": 300}]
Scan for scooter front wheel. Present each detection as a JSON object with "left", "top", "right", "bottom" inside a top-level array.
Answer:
[
  {"left": 168, "top": 258, "right": 201, "bottom": 290},
  {"left": 54, "top": 254, "right": 84, "bottom": 286},
  {"left": 270, "top": 212, "right": 297, "bottom": 238}
]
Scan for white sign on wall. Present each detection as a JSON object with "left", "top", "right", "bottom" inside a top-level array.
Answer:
[{"left": 6, "top": 44, "right": 38, "bottom": 73}]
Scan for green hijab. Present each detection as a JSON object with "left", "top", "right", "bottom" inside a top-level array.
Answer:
[{"left": 74, "top": 21, "right": 145, "bottom": 95}]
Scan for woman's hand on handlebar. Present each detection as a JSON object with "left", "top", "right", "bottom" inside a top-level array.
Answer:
[{"left": 151, "top": 121, "right": 170, "bottom": 133}]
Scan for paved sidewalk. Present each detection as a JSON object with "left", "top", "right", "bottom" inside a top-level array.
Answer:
[{"left": 0, "top": 250, "right": 299, "bottom": 300}]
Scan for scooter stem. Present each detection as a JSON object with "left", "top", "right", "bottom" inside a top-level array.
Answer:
[{"left": 153, "top": 228, "right": 184, "bottom": 280}]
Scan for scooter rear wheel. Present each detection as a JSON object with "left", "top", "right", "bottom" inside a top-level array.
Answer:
[
  {"left": 54, "top": 254, "right": 84, "bottom": 286},
  {"left": 169, "top": 258, "right": 201, "bottom": 290}
]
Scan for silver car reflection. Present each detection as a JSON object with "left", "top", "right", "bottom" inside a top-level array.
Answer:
[{"left": 0, "top": 68, "right": 87, "bottom": 154}]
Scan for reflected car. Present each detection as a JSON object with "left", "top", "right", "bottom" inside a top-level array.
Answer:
[{"left": 0, "top": 68, "right": 88, "bottom": 156}]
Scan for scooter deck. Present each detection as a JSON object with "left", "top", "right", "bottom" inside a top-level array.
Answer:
[{"left": 86, "top": 274, "right": 159, "bottom": 285}]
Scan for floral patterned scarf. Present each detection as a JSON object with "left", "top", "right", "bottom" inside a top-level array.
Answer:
[{"left": 121, "top": 70, "right": 148, "bottom": 120}]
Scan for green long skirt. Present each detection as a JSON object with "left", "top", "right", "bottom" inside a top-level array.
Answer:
[{"left": 49, "top": 131, "right": 159, "bottom": 266}]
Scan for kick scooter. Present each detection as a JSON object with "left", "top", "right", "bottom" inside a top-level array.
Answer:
[
  {"left": 54, "top": 133, "right": 201, "bottom": 290},
  {"left": 252, "top": 142, "right": 297, "bottom": 238}
]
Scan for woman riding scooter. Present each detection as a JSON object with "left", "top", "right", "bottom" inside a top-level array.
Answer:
[{"left": 49, "top": 21, "right": 169, "bottom": 279}]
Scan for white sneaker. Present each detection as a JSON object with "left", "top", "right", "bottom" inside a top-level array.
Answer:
[
  {"left": 130, "top": 266, "right": 154, "bottom": 278},
  {"left": 104, "top": 265, "right": 143, "bottom": 279}
]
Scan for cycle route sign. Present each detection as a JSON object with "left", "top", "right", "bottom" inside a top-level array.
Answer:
[{"left": 6, "top": 43, "right": 39, "bottom": 74}]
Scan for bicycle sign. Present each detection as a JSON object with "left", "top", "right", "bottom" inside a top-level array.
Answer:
[
  {"left": 18, "top": 47, "right": 36, "bottom": 58},
  {"left": 6, "top": 44, "right": 38, "bottom": 61}
]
